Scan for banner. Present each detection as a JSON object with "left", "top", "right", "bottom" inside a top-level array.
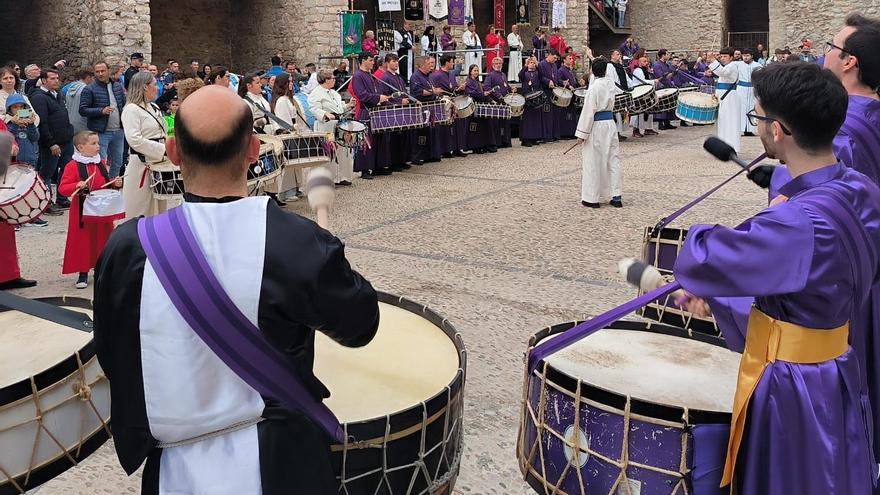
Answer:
[
  {"left": 377, "top": 19, "right": 396, "bottom": 52},
  {"left": 379, "top": 0, "right": 401, "bottom": 12},
  {"left": 516, "top": 0, "right": 530, "bottom": 25},
  {"left": 404, "top": 0, "right": 424, "bottom": 20},
  {"left": 465, "top": 0, "right": 474, "bottom": 23},
  {"left": 552, "top": 0, "right": 567, "bottom": 28},
  {"left": 493, "top": 0, "right": 505, "bottom": 29},
  {"left": 428, "top": 0, "right": 448, "bottom": 19},
  {"left": 340, "top": 11, "right": 364, "bottom": 56},
  {"left": 449, "top": 0, "right": 465, "bottom": 25},
  {"left": 539, "top": 1, "right": 550, "bottom": 28}
]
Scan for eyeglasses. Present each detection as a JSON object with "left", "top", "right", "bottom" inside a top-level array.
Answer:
[
  {"left": 824, "top": 41, "right": 850, "bottom": 56},
  {"left": 746, "top": 108, "right": 792, "bottom": 135}
]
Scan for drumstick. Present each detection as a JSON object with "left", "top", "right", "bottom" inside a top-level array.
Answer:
[
  {"left": 71, "top": 171, "right": 97, "bottom": 197},
  {"left": 617, "top": 258, "right": 689, "bottom": 305},
  {"left": 562, "top": 140, "right": 580, "bottom": 155},
  {"left": 306, "top": 167, "right": 335, "bottom": 230}
]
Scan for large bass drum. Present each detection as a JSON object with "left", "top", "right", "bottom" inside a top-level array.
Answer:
[
  {"left": 0, "top": 297, "right": 110, "bottom": 495},
  {"left": 519, "top": 321, "right": 738, "bottom": 495},
  {"left": 319, "top": 292, "right": 467, "bottom": 494}
]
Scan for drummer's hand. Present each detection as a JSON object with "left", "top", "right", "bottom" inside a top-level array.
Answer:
[
  {"left": 50, "top": 144, "right": 61, "bottom": 156},
  {"left": 680, "top": 292, "right": 712, "bottom": 317},
  {"left": 770, "top": 194, "right": 789, "bottom": 207},
  {"left": 113, "top": 177, "right": 123, "bottom": 188},
  {"left": 76, "top": 180, "right": 87, "bottom": 190},
  {"left": 432, "top": 87, "right": 443, "bottom": 95},
  {"left": 484, "top": 90, "right": 492, "bottom": 96},
  {"left": 577, "top": 138, "right": 585, "bottom": 146},
  {"left": 511, "top": 87, "right": 517, "bottom": 93},
  {"left": 549, "top": 81, "right": 556, "bottom": 88},
  {"left": 379, "top": 94, "right": 390, "bottom": 103},
  {"left": 457, "top": 82, "right": 466, "bottom": 90},
  {"left": 401, "top": 98, "right": 410, "bottom": 105}
]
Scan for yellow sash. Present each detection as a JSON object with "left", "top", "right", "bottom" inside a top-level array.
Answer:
[{"left": 720, "top": 307, "right": 849, "bottom": 488}]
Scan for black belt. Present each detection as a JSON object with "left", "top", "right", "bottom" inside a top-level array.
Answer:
[{"left": 133, "top": 137, "right": 166, "bottom": 162}]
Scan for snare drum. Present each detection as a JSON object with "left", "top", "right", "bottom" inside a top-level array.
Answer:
[
  {"left": 653, "top": 88, "right": 680, "bottom": 113},
  {"left": 613, "top": 92, "right": 633, "bottom": 113},
  {"left": 519, "top": 321, "right": 738, "bottom": 495},
  {"left": 0, "top": 164, "right": 51, "bottom": 225},
  {"left": 628, "top": 84, "right": 658, "bottom": 114},
  {"left": 474, "top": 102, "right": 512, "bottom": 119},
  {"left": 369, "top": 104, "right": 430, "bottom": 133},
  {"left": 248, "top": 143, "right": 283, "bottom": 184},
  {"left": 319, "top": 292, "right": 467, "bottom": 494},
  {"left": 640, "top": 226, "right": 720, "bottom": 337},
  {"left": 572, "top": 88, "right": 588, "bottom": 108},
  {"left": 453, "top": 95, "right": 475, "bottom": 119},
  {"left": 82, "top": 189, "right": 125, "bottom": 223},
  {"left": 504, "top": 93, "right": 526, "bottom": 117},
  {"left": 551, "top": 87, "right": 573, "bottom": 108},
  {"left": 334, "top": 120, "right": 369, "bottom": 149},
  {"left": 676, "top": 92, "right": 719, "bottom": 124},
  {"left": 276, "top": 132, "right": 330, "bottom": 166},
  {"left": 425, "top": 98, "right": 455, "bottom": 126},
  {"left": 150, "top": 161, "right": 185, "bottom": 200},
  {"left": 524, "top": 91, "right": 546, "bottom": 109},
  {"left": 0, "top": 297, "right": 111, "bottom": 494}
]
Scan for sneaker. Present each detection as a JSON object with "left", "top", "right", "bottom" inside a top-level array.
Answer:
[
  {"left": 75, "top": 280, "right": 88, "bottom": 289},
  {"left": 610, "top": 197, "right": 623, "bottom": 208},
  {"left": 632, "top": 130, "right": 643, "bottom": 138},
  {"left": 44, "top": 205, "right": 64, "bottom": 216},
  {"left": 581, "top": 201, "right": 601, "bottom": 209},
  {"left": 644, "top": 129, "right": 659, "bottom": 136},
  {"left": 25, "top": 218, "right": 48, "bottom": 227},
  {"left": 618, "top": 134, "right": 628, "bottom": 141},
  {"left": 336, "top": 180, "right": 353, "bottom": 186}
]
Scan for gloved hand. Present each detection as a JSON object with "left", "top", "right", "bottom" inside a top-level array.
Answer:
[{"left": 747, "top": 165, "right": 776, "bottom": 189}]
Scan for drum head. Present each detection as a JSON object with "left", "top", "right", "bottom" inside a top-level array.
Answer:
[
  {"left": 543, "top": 328, "right": 739, "bottom": 412},
  {"left": 630, "top": 84, "right": 654, "bottom": 99},
  {"left": 679, "top": 91, "right": 717, "bottom": 107},
  {"left": 656, "top": 88, "right": 678, "bottom": 98},
  {"left": 314, "top": 301, "right": 460, "bottom": 423},
  {"left": 454, "top": 95, "right": 473, "bottom": 108},
  {"left": 573, "top": 88, "right": 588, "bottom": 97},
  {"left": 0, "top": 165, "right": 36, "bottom": 203},
  {"left": 505, "top": 94, "right": 525, "bottom": 105},
  {"left": 339, "top": 120, "right": 367, "bottom": 132}
]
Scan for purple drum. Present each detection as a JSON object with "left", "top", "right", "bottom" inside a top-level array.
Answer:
[
  {"left": 424, "top": 98, "right": 455, "bottom": 126},
  {"left": 519, "top": 320, "right": 738, "bottom": 495},
  {"left": 369, "top": 104, "right": 430, "bottom": 133},
  {"left": 474, "top": 103, "right": 512, "bottom": 119},
  {"left": 640, "top": 226, "right": 720, "bottom": 337}
]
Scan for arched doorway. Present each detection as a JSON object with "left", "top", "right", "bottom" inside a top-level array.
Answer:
[{"left": 725, "top": 0, "right": 768, "bottom": 52}]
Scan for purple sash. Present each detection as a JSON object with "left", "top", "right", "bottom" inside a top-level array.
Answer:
[{"left": 137, "top": 206, "right": 346, "bottom": 443}]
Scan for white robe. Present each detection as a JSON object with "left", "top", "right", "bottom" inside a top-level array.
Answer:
[
  {"left": 308, "top": 85, "right": 354, "bottom": 183},
  {"left": 394, "top": 30, "right": 414, "bottom": 78},
  {"left": 575, "top": 75, "right": 621, "bottom": 203},
  {"left": 710, "top": 60, "right": 742, "bottom": 152},
  {"left": 462, "top": 31, "right": 483, "bottom": 72},
  {"left": 737, "top": 61, "right": 760, "bottom": 133},
  {"left": 507, "top": 32, "right": 523, "bottom": 82}
]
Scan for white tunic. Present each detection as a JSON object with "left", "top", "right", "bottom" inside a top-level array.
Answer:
[
  {"left": 575, "top": 75, "right": 621, "bottom": 203},
  {"left": 121, "top": 102, "right": 168, "bottom": 219},
  {"left": 462, "top": 31, "right": 483, "bottom": 72},
  {"left": 394, "top": 30, "right": 414, "bottom": 78},
  {"left": 243, "top": 93, "right": 279, "bottom": 134},
  {"left": 710, "top": 60, "right": 742, "bottom": 152},
  {"left": 507, "top": 32, "right": 523, "bottom": 82},
  {"left": 737, "top": 61, "right": 761, "bottom": 133},
  {"left": 308, "top": 85, "right": 354, "bottom": 183}
]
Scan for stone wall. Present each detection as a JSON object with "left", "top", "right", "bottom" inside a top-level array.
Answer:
[
  {"left": 0, "top": 0, "right": 101, "bottom": 70},
  {"left": 96, "top": 0, "right": 152, "bottom": 66},
  {"left": 769, "top": 0, "right": 880, "bottom": 51},
  {"left": 628, "top": 0, "right": 726, "bottom": 52},
  {"left": 151, "top": 0, "right": 232, "bottom": 69}
]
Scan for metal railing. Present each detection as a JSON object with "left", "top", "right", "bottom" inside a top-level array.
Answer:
[{"left": 727, "top": 32, "right": 769, "bottom": 51}]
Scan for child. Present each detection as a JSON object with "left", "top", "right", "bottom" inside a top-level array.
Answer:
[
  {"left": 575, "top": 59, "right": 622, "bottom": 208},
  {"left": 57, "top": 131, "right": 123, "bottom": 289},
  {"left": 4, "top": 94, "right": 39, "bottom": 167},
  {"left": 165, "top": 97, "right": 179, "bottom": 136}
]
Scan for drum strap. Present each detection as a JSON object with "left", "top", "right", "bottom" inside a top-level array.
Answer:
[
  {"left": 137, "top": 207, "right": 346, "bottom": 444},
  {"left": 245, "top": 95, "right": 295, "bottom": 132}
]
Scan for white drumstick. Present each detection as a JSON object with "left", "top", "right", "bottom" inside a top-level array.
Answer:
[
  {"left": 307, "top": 167, "right": 335, "bottom": 230},
  {"left": 617, "top": 258, "right": 687, "bottom": 301}
]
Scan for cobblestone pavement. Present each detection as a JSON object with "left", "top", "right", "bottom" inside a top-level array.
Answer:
[{"left": 13, "top": 125, "right": 768, "bottom": 494}]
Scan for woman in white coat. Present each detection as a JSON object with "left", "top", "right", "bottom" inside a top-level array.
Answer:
[
  {"left": 121, "top": 71, "right": 168, "bottom": 219},
  {"left": 308, "top": 70, "right": 354, "bottom": 186}
]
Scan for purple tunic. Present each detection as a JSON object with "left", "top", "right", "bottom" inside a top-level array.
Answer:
[
  {"left": 351, "top": 69, "right": 382, "bottom": 172},
  {"left": 380, "top": 70, "right": 412, "bottom": 167},
  {"left": 465, "top": 77, "right": 494, "bottom": 150},
  {"left": 440, "top": 33, "right": 456, "bottom": 52},
  {"left": 409, "top": 69, "right": 444, "bottom": 161},
  {"left": 538, "top": 59, "right": 561, "bottom": 140},
  {"left": 532, "top": 36, "right": 547, "bottom": 61},
  {"left": 652, "top": 60, "right": 675, "bottom": 121},
  {"left": 484, "top": 70, "right": 512, "bottom": 147},
  {"left": 429, "top": 69, "right": 458, "bottom": 154},
  {"left": 675, "top": 163, "right": 880, "bottom": 494},
  {"left": 618, "top": 41, "right": 641, "bottom": 59},
  {"left": 558, "top": 65, "right": 579, "bottom": 138},
  {"left": 518, "top": 69, "right": 544, "bottom": 141}
]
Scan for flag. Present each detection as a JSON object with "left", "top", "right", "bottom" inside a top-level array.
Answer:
[
  {"left": 494, "top": 0, "right": 505, "bottom": 28},
  {"left": 449, "top": 0, "right": 465, "bottom": 25},
  {"left": 340, "top": 11, "right": 364, "bottom": 56},
  {"left": 404, "top": 0, "right": 424, "bottom": 20},
  {"left": 465, "top": 0, "right": 474, "bottom": 23},
  {"left": 516, "top": 0, "right": 530, "bottom": 24},
  {"left": 429, "top": 0, "right": 448, "bottom": 19},
  {"left": 552, "top": 0, "right": 567, "bottom": 28}
]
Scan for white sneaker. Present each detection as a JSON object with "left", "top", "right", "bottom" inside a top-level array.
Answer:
[{"left": 75, "top": 281, "right": 88, "bottom": 289}]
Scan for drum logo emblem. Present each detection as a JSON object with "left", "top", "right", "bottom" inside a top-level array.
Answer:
[{"left": 562, "top": 424, "right": 590, "bottom": 468}]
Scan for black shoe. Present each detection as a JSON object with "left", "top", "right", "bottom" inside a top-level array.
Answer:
[
  {"left": 618, "top": 134, "right": 628, "bottom": 141},
  {"left": 0, "top": 277, "right": 38, "bottom": 290},
  {"left": 679, "top": 122, "right": 691, "bottom": 127},
  {"left": 55, "top": 198, "right": 71, "bottom": 209},
  {"left": 425, "top": 158, "right": 441, "bottom": 163},
  {"left": 610, "top": 198, "right": 623, "bottom": 208},
  {"left": 487, "top": 147, "right": 498, "bottom": 153},
  {"left": 336, "top": 180, "right": 353, "bottom": 186},
  {"left": 473, "top": 148, "right": 485, "bottom": 154},
  {"left": 44, "top": 205, "right": 64, "bottom": 216},
  {"left": 522, "top": 141, "right": 534, "bottom": 147},
  {"left": 361, "top": 171, "right": 374, "bottom": 180},
  {"left": 390, "top": 165, "right": 406, "bottom": 172},
  {"left": 743, "top": 131, "right": 755, "bottom": 137},
  {"left": 374, "top": 169, "right": 392, "bottom": 176},
  {"left": 581, "top": 201, "right": 601, "bottom": 208},
  {"left": 402, "top": 164, "right": 412, "bottom": 169},
  {"left": 453, "top": 150, "right": 468, "bottom": 157},
  {"left": 442, "top": 152, "right": 454, "bottom": 159},
  {"left": 411, "top": 159, "right": 425, "bottom": 165}
]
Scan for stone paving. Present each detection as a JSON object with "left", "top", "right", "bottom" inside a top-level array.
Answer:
[{"left": 12, "top": 125, "right": 768, "bottom": 494}]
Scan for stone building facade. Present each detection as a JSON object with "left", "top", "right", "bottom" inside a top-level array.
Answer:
[{"left": 1, "top": 0, "right": 879, "bottom": 75}]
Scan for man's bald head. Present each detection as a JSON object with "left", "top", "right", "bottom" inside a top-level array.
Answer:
[{"left": 173, "top": 85, "right": 254, "bottom": 177}]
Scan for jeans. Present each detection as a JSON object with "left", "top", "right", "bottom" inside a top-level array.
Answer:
[
  {"left": 37, "top": 140, "right": 74, "bottom": 197},
  {"left": 99, "top": 128, "right": 125, "bottom": 178},
  {"left": 617, "top": 9, "right": 626, "bottom": 27}
]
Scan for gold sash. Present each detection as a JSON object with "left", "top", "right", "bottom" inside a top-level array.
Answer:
[{"left": 721, "top": 307, "right": 849, "bottom": 488}]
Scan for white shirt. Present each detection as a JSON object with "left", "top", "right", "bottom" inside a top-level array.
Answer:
[
  {"left": 302, "top": 72, "right": 319, "bottom": 94},
  {"left": 463, "top": 31, "right": 482, "bottom": 49},
  {"left": 272, "top": 95, "right": 299, "bottom": 130},
  {"left": 507, "top": 32, "right": 522, "bottom": 50},
  {"left": 710, "top": 60, "right": 740, "bottom": 84}
]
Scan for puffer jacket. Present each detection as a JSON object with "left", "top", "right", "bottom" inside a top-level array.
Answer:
[{"left": 79, "top": 80, "right": 126, "bottom": 133}]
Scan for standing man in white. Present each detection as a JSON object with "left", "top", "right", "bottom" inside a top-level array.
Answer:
[
  {"left": 708, "top": 47, "right": 742, "bottom": 152},
  {"left": 507, "top": 24, "right": 523, "bottom": 82},
  {"left": 737, "top": 48, "right": 761, "bottom": 136},
  {"left": 463, "top": 22, "right": 483, "bottom": 75},
  {"left": 575, "top": 60, "right": 622, "bottom": 209}
]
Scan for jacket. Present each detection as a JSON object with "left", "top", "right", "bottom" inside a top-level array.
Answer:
[
  {"left": 65, "top": 81, "right": 89, "bottom": 133},
  {"left": 79, "top": 80, "right": 126, "bottom": 133},
  {"left": 29, "top": 88, "right": 74, "bottom": 147}
]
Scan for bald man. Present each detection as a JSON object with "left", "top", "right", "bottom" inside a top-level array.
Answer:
[{"left": 93, "top": 85, "right": 379, "bottom": 494}]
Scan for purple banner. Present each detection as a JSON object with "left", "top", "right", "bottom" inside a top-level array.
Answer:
[
  {"left": 539, "top": 0, "right": 550, "bottom": 28},
  {"left": 449, "top": 0, "right": 465, "bottom": 25}
]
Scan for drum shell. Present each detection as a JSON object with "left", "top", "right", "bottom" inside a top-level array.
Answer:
[
  {"left": 0, "top": 164, "right": 51, "bottom": 226},
  {"left": 518, "top": 320, "right": 730, "bottom": 495},
  {"left": 628, "top": 85, "right": 658, "bottom": 114},
  {"left": 369, "top": 104, "right": 430, "bottom": 133},
  {"left": 524, "top": 91, "right": 546, "bottom": 109},
  {"left": 504, "top": 94, "right": 526, "bottom": 117},
  {"left": 474, "top": 103, "right": 512, "bottom": 119},
  {"left": 572, "top": 89, "right": 588, "bottom": 108},
  {"left": 329, "top": 292, "right": 466, "bottom": 495},
  {"left": 453, "top": 95, "right": 475, "bottom": 119},
  {"left": 551, "top": 87, "right": 573, "bottom": 108},
  {"left": 675, "top": 92, "right": 719, "bottom": 124},
  {"left": 653, "top": 88, "right": 680, "bottom": 113},
  {"left": 334, "top": 121, "right": 369, "bottom": 149}
]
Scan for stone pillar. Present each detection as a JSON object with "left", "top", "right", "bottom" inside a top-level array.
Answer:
[{"left": 92, "top": 0, "right": 152, "bottom": 65}]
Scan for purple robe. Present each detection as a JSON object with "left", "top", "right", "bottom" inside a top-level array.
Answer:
[
  {"left": 351, "top": 69, "right": 381, "bottom": 172},
  {"left": 429, "top": 70, "right": 458, "bottom": 154},
  {"left": 518, "top": 69, "right": 544, "bottom": 142},
  {"left": 409, "top": 69, "right": 444, "bottom": 161},
  {"left": 440, "top": 32, "right": 456, "bottom": 52},
  {"left": 538, "top": 59, "right": 561, "bottom": 140},
  {"left": 652, "top": 60, "right": 675, "bottom": 121},
  {"left": 380, "top": 70, "right": 412, "bottom": 167},
  {"left": 532, "top": 36, "right": 547, "bottom": 61},
  {"left": 675, "top": 163, "right": 880, "bottom": 494},
  {"left": 465, "top": 77, "right": 494, "bottom": 150},
  {"left": 618, "top": 41, "right": 641, "bottom": 59},
  {"left": 558, "top": 65, "right": 579, "bottom": 138},
  {"left": 693, "top": 61, "right": 715, "bottom": 86},
  {"left": 484, "top": 70, "right": 512, "bottom": 147}
]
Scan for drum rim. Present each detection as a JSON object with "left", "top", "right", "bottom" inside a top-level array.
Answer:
[
  {"left": 630, "top": 84, "right": 655, "bottom": 98},
  {"left": 0, "top": 296, "right": 95, "bottom": 408},
  {"left": 527, "top": 319, "right": 731, "bottom": 424},
  {"left": 332, "top": 291, "right": 467, "bottom": 445}
]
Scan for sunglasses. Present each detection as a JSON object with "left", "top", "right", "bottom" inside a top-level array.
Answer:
[{"left": 746, "top": 108, "right": 792, "bottom": 135}]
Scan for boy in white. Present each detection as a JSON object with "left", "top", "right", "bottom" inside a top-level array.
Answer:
[
  {"left": 576, "top": 59, "right": 622, "bottom": 209},
  {"left": 708, "top": 48, "right": 742, "bottom": 152},
  {"left": 737, "top": 48, "right": 761, "bottom": 136}
]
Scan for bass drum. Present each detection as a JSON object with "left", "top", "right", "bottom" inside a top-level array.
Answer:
[
  {"left": 0, "top": 297, "right": 110, "bottom": 495},
  {"left": 319, "top": 292, "right": 467, "bottom": 494}
]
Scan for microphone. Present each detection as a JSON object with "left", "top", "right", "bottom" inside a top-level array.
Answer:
[
  {"left": 0, "top": 131, "right": 13, "bottom": 178},
  {"left": 703, "top": 136, "right": 751, "bottom": 170}
]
